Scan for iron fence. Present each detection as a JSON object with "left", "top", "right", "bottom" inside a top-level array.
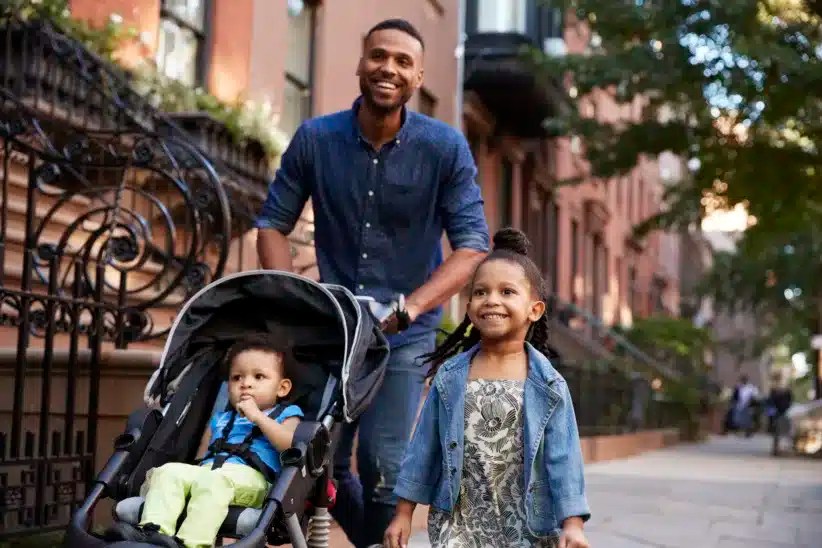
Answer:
[{"left": 0, "top": 8, "right": 230, "bottom": 538}]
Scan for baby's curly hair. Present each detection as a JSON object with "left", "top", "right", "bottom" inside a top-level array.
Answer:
[{"left": 222, "top": 333, "right": 297, "bottom": 380}]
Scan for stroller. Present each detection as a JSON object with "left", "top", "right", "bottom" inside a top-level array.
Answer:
[{"left": 65, "top": 270, "right": 390, "bottom": 548}]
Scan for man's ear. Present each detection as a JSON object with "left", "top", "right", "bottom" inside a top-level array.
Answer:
[
  {"left": 415, "top": 68, "right": 425, "bottom": 90},
  {"left": 528, "top": 299, "right": 546, "bottom": 323}
]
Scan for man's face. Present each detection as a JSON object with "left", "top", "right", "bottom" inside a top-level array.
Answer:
[{"left": 357, "top": 28, "right": 424, "bottom": 114}]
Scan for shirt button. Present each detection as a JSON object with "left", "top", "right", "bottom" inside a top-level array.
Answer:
[
  {"left": 449, "top": 442, "right": 457, "bottom": 450},
  {"left": 395, "top": 139, "right": 400, "bottom": 145},
  {"left": 358, "top": 284, "right": 364, "bottom": 290},
  {"left": 372, "top": 158, "right": 379, "bottom": 164},
  {"left": 365, "top": 222, "right": 371, "bottom": 228},
  {"left": 367, "top": 190, "right": 374, "bottom": 197},
  {"left": 362, "top": 253, "right": 368, "bottom": 259},
  {"left": 450, "top": 467, "right": 457, "bottom": 475}
]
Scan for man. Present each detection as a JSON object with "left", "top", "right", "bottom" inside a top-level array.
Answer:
[
  {"left": 255, "top": 19, "right": 489, "bottom": 547},
  {"left": 724, "top": 375, "right": 760, "bottom": 436}
]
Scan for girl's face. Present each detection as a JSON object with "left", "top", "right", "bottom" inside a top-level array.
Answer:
[{"left": 467, "top": 259, "right": 545, "bottom": 342}]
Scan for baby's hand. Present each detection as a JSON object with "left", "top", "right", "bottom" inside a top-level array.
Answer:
[{"left": 236, "top": 397, "right": 263, "bottom": 423}]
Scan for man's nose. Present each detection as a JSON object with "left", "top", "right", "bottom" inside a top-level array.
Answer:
[{"left": 379, "top": 59, "right": 397, "bottom": 76}]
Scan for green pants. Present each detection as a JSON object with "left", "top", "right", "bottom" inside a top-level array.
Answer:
[{"left": 140, "top": 462, "right": 268, "bottom": 548}]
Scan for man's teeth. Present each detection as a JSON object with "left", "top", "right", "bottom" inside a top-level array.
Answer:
[{"left": 376, "top": 82, "right": 397, "bottom": 90}]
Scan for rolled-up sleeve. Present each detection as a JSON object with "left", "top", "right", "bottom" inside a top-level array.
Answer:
[
  {"left": 394, "top": 382, "right": 443, "bottom": 505},
  {"left": 254, "top": 124, "right": 312, "bottom": 234},
  {"left": 546, "top": 380, "right": 591, "bottom": 524},
  {"left": 439, "top": 135, "right": 490, "bottom": 253}
]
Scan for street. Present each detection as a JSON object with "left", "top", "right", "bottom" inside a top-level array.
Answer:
[{"left": 399, "top": 436, "right": 822, "bottom": 547}]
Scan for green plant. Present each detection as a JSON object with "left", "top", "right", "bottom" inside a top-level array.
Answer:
[
  {"left": 14, "top": 0, "right": 288, "bottom": 165},
  {"left": 15, "top": 0, "right": 137, "bottom": 59},
  {"left": 130, "top": 64, "right": 289, "bottom": 166}
]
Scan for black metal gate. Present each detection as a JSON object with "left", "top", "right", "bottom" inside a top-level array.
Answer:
[{"left": 0, "top": 10, "right": 231, "bottom": 538}]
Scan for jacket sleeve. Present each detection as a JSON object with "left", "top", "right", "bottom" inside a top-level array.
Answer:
[
  {"left": 546, "top": 380, "right": 591, "bottom": 524},
  {"left": 393, "top": 382, "right": 443, "bottom": 505}
]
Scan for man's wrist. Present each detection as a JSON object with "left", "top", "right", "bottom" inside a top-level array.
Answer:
[{"left": 562, "top": 517, "right": 584, "bottom": 530}]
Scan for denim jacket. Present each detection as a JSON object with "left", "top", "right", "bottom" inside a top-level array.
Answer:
[{"left": 394, "top": 343, "right": 591, "bottom": 536}]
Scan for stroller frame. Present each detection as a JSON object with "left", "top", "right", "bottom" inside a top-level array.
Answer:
[{"left": 65, "top": 270, "right": 389, "bottom": 548}]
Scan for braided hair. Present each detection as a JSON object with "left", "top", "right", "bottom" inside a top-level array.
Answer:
[{"left": 425, "top": 228, "right": 560, "bottom": 378}]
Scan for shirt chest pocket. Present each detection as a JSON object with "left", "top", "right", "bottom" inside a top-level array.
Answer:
[{"left": 379, "top": 179, "right": 432, "bottom": 230}]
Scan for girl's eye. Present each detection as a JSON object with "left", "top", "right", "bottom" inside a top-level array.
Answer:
[
  {"left": 255, "top": 374, "right": 265, "bottom": 380},
  {"left": 503, "top": 288, "right": 516, "bottom": 295},
  {"left": 472, "top": 288, "right": 485, "bottom": 296},
  {"left": 231, "top": 375, "right": 240, "bottom": 382}
]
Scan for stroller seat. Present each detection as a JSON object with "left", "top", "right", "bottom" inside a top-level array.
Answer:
[
  {"left": 111, "top": 365, "right": 335, "bottom": 542},
  {"left": 113, "top": 497, "right": 262, "bottom": 540},
  {"left": 64, "top": 271, "right": 389, "bottom": 548}
]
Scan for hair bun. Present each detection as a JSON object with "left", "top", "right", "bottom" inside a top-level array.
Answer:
[{"left": 492, "top": 227, "right": 531, "bottom": 256}]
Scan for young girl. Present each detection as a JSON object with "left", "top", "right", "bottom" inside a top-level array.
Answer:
[{"left": 385, "top": 228, "right": 590, "bottom": 548}]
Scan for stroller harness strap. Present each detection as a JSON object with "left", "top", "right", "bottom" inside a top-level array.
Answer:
[{"left": 203, "top": 403, "right": 286, "bottom": 483}]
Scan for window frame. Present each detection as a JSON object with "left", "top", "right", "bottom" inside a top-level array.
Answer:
[
  {"left": 157, "top": 0, "right": 213, "bottom": 87},
  {"left": 282, "top": 2, "right": 317, "bottom": 136}
]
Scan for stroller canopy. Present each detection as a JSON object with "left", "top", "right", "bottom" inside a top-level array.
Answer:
[{"left": 144, "top": 270, "right": 390, "bottom": 422}]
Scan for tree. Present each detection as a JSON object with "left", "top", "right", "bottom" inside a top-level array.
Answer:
[
  {"left": 699, "top": 225, "right": 822, "bottom": 394},
  {"left": 535, "top": 0, "right": 822, "bottom": 234},
  {"left": 535, "top": 0, "right": 822, "bottom": 396}
]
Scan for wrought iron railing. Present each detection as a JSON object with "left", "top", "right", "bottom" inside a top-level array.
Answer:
[{"left": 0, "top": 7, "right": 233, "bottom": 537}]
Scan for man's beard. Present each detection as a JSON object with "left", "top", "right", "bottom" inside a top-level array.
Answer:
[{"left": 359, "top": 76, "right": 412, "bottom": 115}]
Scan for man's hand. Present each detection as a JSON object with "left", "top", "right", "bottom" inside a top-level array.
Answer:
[
  {"left": 236, "top": 396, "right": 264, "bottom": 424},
  {"left": 380, "top": 300, "right": 419, "bottom": 335},
  {"left": 559, "top": 518, "right": 589, "bottom": 548}
]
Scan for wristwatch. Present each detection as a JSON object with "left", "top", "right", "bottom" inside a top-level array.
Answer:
[{"left": 395, "top": 294, "right": 411, "bottom": 332}]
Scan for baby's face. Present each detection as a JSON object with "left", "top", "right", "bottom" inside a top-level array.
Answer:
[{"left": 227, "top": 349, "right": 291, "bottom": 410}]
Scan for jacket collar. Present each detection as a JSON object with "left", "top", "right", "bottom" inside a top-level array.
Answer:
[{"left": 439, "top": 342, "right": 560, "bottom": 388}]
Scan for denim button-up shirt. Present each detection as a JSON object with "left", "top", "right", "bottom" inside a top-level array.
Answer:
[
  {"left": 394, "top": 343, "right": 591, "bottom": 535},
  {"left": 255, "top": 98, "right": 489, "bottom": 346}
]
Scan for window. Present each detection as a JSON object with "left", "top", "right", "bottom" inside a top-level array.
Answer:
[
  {"left": 282, "top": 1, "right": 316, "bottom": 137},
  {"left": 477, "top": 0, "right": 527, "bottom": 33},
  {"left": 157, "top": 0, "right": 210, "bottom": 86},
  {"left": 628, "top": 266, "right": 637, "bottom": 316},
  {"left": 498, "top": 159, "right": 513, "bottom": 228},
  {"left": 418, "top": 88, "right": 437, "bottom": 117},
  {"left": 571, "top": 219, "right": 579, "bottom": 304},
  {"left": 545, "top": 201, "right": 559, "bottom": 295}
]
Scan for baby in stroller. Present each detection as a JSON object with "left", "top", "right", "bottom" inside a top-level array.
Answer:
[
  {"left": 65, "top": 271, "right": 390, "bottom": 548},
  {"left": 106, "top": 334, "right": 304, "bottom": 548}
]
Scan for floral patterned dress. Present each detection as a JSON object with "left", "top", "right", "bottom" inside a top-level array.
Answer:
[{"left": 427, "top": 379, "right": 558, "bottom": 548}]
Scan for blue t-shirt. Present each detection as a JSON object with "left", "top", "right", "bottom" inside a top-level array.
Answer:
[{"left": 201, "top": 404, "right": 303, "bottom": 474}]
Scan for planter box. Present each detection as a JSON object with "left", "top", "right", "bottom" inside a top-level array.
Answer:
[{"left": 165, "top": 112, "right": 270, "bottom": 185}]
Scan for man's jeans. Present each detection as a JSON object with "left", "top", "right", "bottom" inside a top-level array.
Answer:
[{"left": 331, "top": 334, "right": 434, "bottom": 548}]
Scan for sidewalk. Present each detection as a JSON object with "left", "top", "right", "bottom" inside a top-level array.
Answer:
[{"left": 393, "top": 435, "right": 821, "bottom": 547}]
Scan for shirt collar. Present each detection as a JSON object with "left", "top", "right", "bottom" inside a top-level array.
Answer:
[{"left": 350, "top": 96, "right": 413, "bottom": 146}]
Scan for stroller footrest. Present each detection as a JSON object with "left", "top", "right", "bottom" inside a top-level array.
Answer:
[{"left": 114, "top": 496, "right": 262, "bottom": 539}]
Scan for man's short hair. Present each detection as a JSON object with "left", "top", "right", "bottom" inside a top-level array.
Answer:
[
  {"left": 223, "top": 333, "right": 296, "bottom": 379},
  {"left": 365, "top": 18, "right": 425, "bottom": 50}
]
